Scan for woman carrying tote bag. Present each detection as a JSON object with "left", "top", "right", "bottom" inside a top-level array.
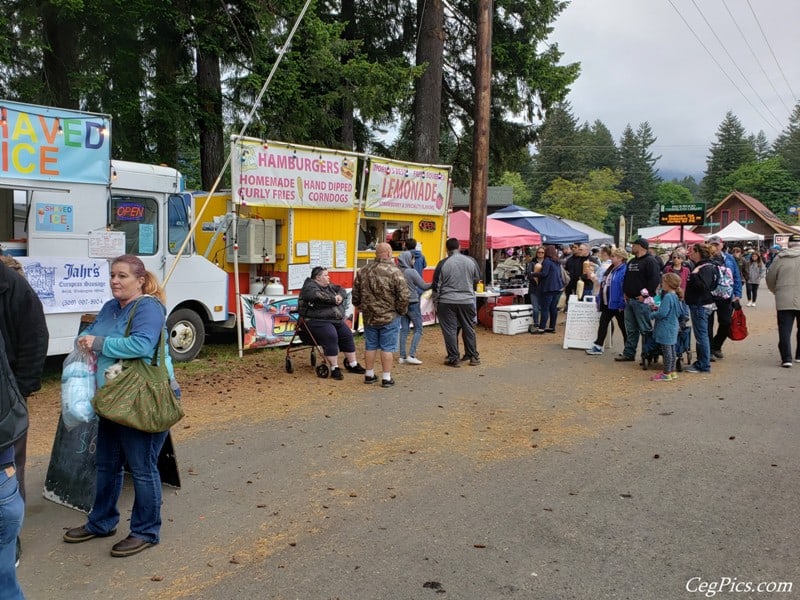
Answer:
[{"left": 63, "top": 255, "right": 180, "bottom": 558}]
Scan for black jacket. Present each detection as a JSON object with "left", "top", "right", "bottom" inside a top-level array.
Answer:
[
  {"left": 684, "top": 259, "right": 717, "bottom": 306},
  {"left": 298, "top": 278, "right": 347, "bottom": 322},
  {"left": 622, "top": 253, "right": 661, "bottom": 298},
  {"left": 0, "top": 262, "right": 49, "bottom": 397}
]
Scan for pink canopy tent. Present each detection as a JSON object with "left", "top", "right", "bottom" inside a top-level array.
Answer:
[
  {"left": 448, "top": 210, "right": 542, "bottom": 249},
  {"left": 647, "top": 226, "right": 704, "bottom": 245}
]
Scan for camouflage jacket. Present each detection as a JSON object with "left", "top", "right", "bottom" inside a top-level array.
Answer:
[{"left": 352, "top": 258, "right": 409, "bottom": 326}]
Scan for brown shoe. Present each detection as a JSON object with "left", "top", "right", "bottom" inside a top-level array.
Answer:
[
  {"left": 110, "top": 535, "right": 153, "bottom": 557},
  {"left": 63, "top": 525, "right": 116, "bottom": 543}
]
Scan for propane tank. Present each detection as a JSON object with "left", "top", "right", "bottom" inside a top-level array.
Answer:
[{"left": 265, "top": 276, "right": 285, "bottom": 296}]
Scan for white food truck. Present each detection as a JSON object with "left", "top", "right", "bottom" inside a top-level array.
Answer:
[{"left": 0, "top": 100, "right": 229, "bottom": 361}]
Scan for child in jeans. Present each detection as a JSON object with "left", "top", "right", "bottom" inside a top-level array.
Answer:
[{"left": 650, "top": 272, "right": 683, "bottom": 381}]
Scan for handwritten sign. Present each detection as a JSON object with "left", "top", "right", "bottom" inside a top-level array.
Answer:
[{"left": 562, "top": 295, "right": 600, "bottom": 349}]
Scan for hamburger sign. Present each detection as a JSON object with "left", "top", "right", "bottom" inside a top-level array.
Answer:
[{"left": 232, "top": 137, "right": 359, "bottom": 209}]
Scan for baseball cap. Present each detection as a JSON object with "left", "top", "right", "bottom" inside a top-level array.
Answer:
[
  {"left": 707, "top": 235, "right": 723, "bottom": 246},
  {"left": 631, "top": 237, "right": 649, "bottom": 250}
]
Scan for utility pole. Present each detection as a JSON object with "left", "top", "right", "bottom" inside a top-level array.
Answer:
[{"left": 469, "top": 0, "right": 492, "bottom": 280}]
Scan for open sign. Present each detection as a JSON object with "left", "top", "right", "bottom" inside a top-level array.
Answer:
[{"left": 418, "top": 220, "right": 436, "bottom": 232}]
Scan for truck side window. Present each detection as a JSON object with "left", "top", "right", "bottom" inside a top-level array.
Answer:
[
  {"left": 167, "top": 193, "right": 192, "bottom": 255},
  {"left": 109, "top": 195, "right": 159, "bottom": 255}
]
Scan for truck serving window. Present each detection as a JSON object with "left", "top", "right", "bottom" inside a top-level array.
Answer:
[{"left": 109, "top": 195, "right": 159, "bottom": 255}]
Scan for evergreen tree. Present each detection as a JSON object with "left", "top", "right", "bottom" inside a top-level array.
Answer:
[
  {"left": 773, "top": 103, "right": 800, "bottom": 181},
  {"left": 701, "top": 111, "right": 756, "bottom": 203},
  {"left": 528, "top": 102, "right": 581, "bottom": 207},
  {"left": 579, "top": 119, "right": 618, "bottom": 173},
  {"left": 720, "top": 157, "right": 800, "bottom": 218},
  {"left": 612, "top": 122, "right": 661, "bottom": 233},
  {"left": 749, "top": 130, "right": 772, "bottom": 161}
]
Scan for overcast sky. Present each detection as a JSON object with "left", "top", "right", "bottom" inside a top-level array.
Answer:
[{"left": 548, "top": 0, "right": 800, "bottom": 178}]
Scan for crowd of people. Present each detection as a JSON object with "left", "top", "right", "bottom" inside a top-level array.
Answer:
[{"left": 3, "top": 228, "right": 800, "bottom": 596}]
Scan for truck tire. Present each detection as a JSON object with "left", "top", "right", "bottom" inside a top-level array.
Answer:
[{"left": 167, "top": 309, "right": 205, "bottom": 362}]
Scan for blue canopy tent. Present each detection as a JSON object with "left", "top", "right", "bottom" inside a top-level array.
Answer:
[{"left": 488, "top": 205, "right": 589, "bottom": 245}]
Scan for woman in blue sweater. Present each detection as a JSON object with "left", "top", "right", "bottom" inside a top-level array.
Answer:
[
  {"left": 530, "top": 245, "right": 564, "bottom": 333},
  {"left": 586, "top": 248, "right": 628, "bottom": 355}
]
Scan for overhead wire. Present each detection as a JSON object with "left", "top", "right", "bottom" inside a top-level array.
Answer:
[
  {"left": 721, "top": 0, "right": 793, "bottom": 114},
  {"left": 746, "top": 0, "right": 797, "bottom": 103},
  {"left": 686, "top": 0, "right": 784, "bottom": 132}
]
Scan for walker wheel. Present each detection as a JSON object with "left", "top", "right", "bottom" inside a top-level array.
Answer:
[
  {"left": 285, "top": 357, "right": 294, "bottom": 373},
  {"left": 316, "top": 364, "right": 329, "bottom": 378}
]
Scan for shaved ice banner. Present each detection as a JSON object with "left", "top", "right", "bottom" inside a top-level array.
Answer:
[
  {"left": 232, "top": 137, "right": 360, "bottom": 209},
  {"left": 365, "top": 157, "right": 450, "bottom": 216},
  {"left": 0, "top": 100, "right": 111, "bottom": 184}
]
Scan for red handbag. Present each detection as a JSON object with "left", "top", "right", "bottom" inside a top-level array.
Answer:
[{"left": 729, "top": 307, "right": 748, "bottom": 341}]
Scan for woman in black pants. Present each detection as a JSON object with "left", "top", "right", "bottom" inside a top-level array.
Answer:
[{"left": 299, "top": 267, "right": 365, "bottom": 379}]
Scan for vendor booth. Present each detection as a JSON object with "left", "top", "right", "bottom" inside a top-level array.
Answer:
[
  {"left": 647, "top": 226, "right": 704, "bottom": 245},
  {"left": 708, "top": 221, "right": 764, "bottom": 243},
  {"left": 488, "top": 204, "right": 588, "bottom": 245}
]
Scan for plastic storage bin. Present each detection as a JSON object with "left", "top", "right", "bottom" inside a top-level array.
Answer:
[{"left": 492, "top": 304, "right": 533, "bottom": 335}]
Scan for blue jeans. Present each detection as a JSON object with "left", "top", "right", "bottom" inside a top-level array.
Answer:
[
  {"left": 538, "top": 291, "right": 560, "bottom": 330},
  {"left": 622, "top": 299, "right": 653, "bottom": 359},
  {"left": 689, "top": 304, "right": 712, "bottom": 371},
  {"left": 364, "top": 317, "right": 401, "bottom": 352},
  {"left": 399, "top": 303, "right": 423, "bottom": 358},
  {"left": 87, "top": 418, "right": 168, "bottom": 544},
  {"left": 0, "top": 467, "right": 24, "bottom": 600}
]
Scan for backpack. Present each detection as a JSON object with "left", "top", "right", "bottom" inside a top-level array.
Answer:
[
  {"left": 0, "top": 333, "right": 29, "bottom": 452},
  {"left": 711, "top": 264, "right": 733, "bottom": 299},
  {"left": 560, "top": 265, "right": 571, "bottom": 291}
]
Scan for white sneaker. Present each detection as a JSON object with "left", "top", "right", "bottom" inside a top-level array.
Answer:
[
  {"left": 398, "top": 357, "right": 407, "bottom": 364},
  {"left": 781, "top": 362, "right": 792, "bottom": 368},
  {"left": 751, "top": 303, "right": 756, "bottom": 307},
  {"left": 585, "top": 345, "right": 603, "bottom": 356},
  {"left": 404, "top": 356, "right": 422, "bottom": 365}
]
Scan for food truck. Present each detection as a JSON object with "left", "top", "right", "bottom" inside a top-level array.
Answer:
[
  {"left": 0, "top": 103, "right": 451, "bottom": 359},
  {"left": 193, "top": 136, "right": 452, "bottom": 350}
]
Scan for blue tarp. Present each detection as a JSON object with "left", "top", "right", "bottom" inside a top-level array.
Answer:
[{"left": 488, "top": 205, "right": 589, "bottom": 245}]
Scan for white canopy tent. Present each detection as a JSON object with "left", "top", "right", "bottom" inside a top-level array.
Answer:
[{"left": 707, "top": 221, "right": 764, "bottom": 242}]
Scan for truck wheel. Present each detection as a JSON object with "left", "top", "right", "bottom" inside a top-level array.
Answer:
[{"left": 167, "top": 309, "right": 205, "bottom": 362}]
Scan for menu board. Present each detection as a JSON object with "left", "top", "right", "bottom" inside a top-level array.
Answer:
[{"left": 562, "top": 295, "right": 600, "bottom": 349}]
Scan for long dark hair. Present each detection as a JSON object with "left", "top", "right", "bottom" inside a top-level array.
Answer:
[{"left": 544, "top": 245, "right": 559, "bottom": 261}]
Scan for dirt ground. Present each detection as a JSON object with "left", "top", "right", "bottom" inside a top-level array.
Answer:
[{"left": 26, "top": 322, "right": 541, "bottom": 462}]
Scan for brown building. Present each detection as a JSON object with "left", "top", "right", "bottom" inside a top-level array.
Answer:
[{"left": 693, "top": 190, "right": 796, "bottom": 240}]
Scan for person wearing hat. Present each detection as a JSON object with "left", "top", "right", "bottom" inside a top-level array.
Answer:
[
  {"left": 765, "top": 233, "right": 800, "bottom": 367},
  {"left": 706, "top": 235, "right": 742, "bottom": 360},
  {"left": 615, "top": 237, "right": 662, "bottom": 362}
]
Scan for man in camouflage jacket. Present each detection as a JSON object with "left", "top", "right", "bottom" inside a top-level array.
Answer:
[{"left": 352, "top": 243, "right": 409, "bottom": 387}]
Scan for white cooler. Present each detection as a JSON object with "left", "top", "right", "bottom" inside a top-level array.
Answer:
[{"left": 492, "top": 304, "right": 533, "bottom": 335}]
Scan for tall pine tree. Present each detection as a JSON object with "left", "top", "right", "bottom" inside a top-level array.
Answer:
[{"left": 701, "top": 111, "right": 756, "bottom": 203}]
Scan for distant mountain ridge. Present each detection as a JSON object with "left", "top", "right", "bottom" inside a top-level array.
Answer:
[{"left": 657, "top": 167, "right": 704, "bottom": 182}]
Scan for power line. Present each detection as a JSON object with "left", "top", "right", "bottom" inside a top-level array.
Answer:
[
  {"left": 721, "top": 0, "right": 793, "bottom": 114},
  {"left": 746, "top": 0, "right": 797, "bottom": 103},
  {"left": 665, "top": 0, "right": 781, "bottom": 135},
  {"left": 687, "top": 0, "right": 784, "bottom": 132}
]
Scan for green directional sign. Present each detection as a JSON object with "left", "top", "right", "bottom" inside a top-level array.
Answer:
[{"left": 659, "top": 202, "right": 706, "bottom": 226}]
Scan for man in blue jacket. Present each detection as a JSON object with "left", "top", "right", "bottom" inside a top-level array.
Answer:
[{"left": 707, "top": 235, "right": 742, "bottom": 360}]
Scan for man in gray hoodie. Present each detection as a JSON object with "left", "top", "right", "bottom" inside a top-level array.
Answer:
[
  {"left": 396, "top": 251, "right": 432, "bottom": 364},
  {"left": 431, "top": 238, "right": 481, "bottom": 367},
  {"left": 766, "top": 233, "right": 800, "bottom": 367}
]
